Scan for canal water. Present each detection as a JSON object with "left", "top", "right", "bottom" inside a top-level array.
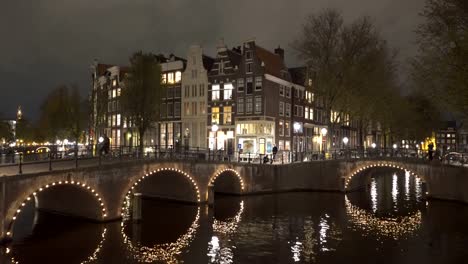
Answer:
[{"left": 3, "top": 169, "right": 468, "bottom": 263}]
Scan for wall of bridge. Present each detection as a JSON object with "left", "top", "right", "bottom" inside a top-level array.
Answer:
[{"left": 2, "top": 158, "right": 468, "bottom": 243}]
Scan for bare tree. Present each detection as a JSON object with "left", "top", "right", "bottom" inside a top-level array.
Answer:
[
  {"left": 121, "top": 51, "right": 163, "bottom": 155},
  {"left": 412, "top": 0, "right": 468, "bottom": 116}
]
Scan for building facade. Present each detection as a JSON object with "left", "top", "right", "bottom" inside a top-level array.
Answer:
[{"left": 181, "top": 45, "right": 213, "bottom": 149}]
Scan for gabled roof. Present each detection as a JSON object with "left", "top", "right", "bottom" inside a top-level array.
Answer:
[{"left": 255, "top": 45, "right": 286, "bottom": 78}]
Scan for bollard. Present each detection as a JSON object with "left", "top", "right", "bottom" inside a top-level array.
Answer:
[{"left": 132, "top": 193, "right": 143, "bottom": 222}]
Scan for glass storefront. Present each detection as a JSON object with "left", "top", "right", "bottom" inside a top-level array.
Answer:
[{"left": 236, "top": 121, "right": 275, "bottom": 155}]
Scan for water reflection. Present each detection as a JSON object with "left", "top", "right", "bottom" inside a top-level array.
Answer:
[
  {"left": 8, "top": 211, "right": 105, "bottom": 264},
  {"left": 345, "top": 170, "right": 424, "bottom": 240},
  {"left": 121, "top": 199, "right": 200, "bottom": 263},
  {"left": 208, "top": 198, "right": 244, "bottom": 263}
]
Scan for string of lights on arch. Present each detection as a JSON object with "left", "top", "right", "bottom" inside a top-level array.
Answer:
[
  {"left": 209, "top": 168, "right": 245, "bottom": 191},
  {"left": 5, "top": 180, "right": 108, "bottom": 239},
  {"left": 121, "top": 167, "right": 201, "bottom": 217},
  {"left": 345, "top": 163, "right": 423, "bottom": 190}
]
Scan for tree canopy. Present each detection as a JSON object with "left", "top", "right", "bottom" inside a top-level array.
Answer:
[
  {"left": 38, "top": 85, "right": 88, "bottom": 142},
  {"left": 411, "top": 0, "right": 468, "bottom": 116}
]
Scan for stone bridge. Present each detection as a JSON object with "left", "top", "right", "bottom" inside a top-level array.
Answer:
[{"left": 1, "top": 158, "right": 467, "bottom": 243}]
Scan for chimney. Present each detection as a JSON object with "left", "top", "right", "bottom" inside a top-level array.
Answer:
[{"left": 274, "top": 46, "right": 284, "bottom": 60}]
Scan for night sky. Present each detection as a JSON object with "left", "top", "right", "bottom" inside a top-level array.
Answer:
[{"left": 1, "top": 0, "right": 425, "bottom": 120}]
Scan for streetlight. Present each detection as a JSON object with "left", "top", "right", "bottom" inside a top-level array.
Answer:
[
  {"left": 343, "top": 137, "right": 349, "bottom": 159},
  {"left": 320, "top": 128, "right": 328, "bottom": 157},
  {"left": 393, "top": 144, "right": 397, "bottom": 149},
  {"left": 371, "top": 143, "right": 376, "bottom": 149},
  {"left": 342, "top": 137, "right": 349, "bottom": 146}
]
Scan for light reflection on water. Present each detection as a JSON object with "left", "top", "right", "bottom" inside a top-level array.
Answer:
[{"left": 4, "top": 169, "right": 468, "bottom": 263}]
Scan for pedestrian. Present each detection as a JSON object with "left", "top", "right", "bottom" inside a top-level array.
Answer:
[
  {"left": 272, "top": 145, "right": 278, "bottom": 161},
  {"left": 428, "top": 142, "right": 434, "bottom": 161},
  {"left": 263, "top": 155, "right": 269, "bottom": 164}
]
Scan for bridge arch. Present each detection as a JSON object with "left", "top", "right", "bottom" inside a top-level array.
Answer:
[
  {"left": 344, "top": 162, "right": 425, "bottom": 191},
  {"left": 5, "top": 180, "right": 108, "bottom": 239},
  {"left": 121, "top": 167, "right": 201, "bottom": 216},
  {"left": 209, "top": 168, "right": 245, "bottom": 196}
]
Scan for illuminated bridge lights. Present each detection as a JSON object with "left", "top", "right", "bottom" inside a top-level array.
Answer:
[
  {"left": 121, "top": 167, "right": 202, "bottom": 216},
  {"left": 209, "top": 168, "right": 245, "bottom": 191},
  {"left": 6, "top": 181, "right": 108, "bottom": 238},
  {"left": 121, "top": 207, "right": 201, "bottom": 263},
  {"left": 344, "top": 163, "right": 422, "bottom": 190},
  {"left": 345, "top": 196, "right": 422, "bottom": 239}
]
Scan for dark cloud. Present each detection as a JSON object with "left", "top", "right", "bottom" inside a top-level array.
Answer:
[{"left": 0, "top": 0, "right": 426, "bottom": 120}]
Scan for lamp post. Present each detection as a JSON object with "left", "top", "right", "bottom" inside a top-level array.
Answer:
[
  {"left": 320, "top": 127, "right": 328, "bottom": 159},
  {"left": 343, "top": 136, "right": 349, "bottom": 159}
]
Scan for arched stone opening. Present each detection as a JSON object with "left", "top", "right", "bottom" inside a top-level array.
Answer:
[
  {"left": 121, "top": 168, "right": 201, "bottom": 218},
  {"left": 209, "top": 169, "right": 244, "bottom": 196},
  {"left": 345, "top": 163, "right": 424, "bottom": 192},
  {"left": 5, "top": 180, "right": 107, "bottom": 241}
]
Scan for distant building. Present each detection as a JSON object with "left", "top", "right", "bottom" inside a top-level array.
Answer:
[{"left": 436, "top": 121, "right": 458, "bottom": 153}]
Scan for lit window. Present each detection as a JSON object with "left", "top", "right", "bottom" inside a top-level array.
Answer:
[
  {"left": 309, "top": 108, "right": 313, "bottom": 120},
  {"left": 112, "top": 79, "right": 117, "bottom": 87},
  {"left": 285, "top": 122, "right": 290, "bottom": 137},
  {"left": 279, "top": 120, "right": 284, "bottom": 136},
  {"left": 305, "top": 107, "right": 309, "bottom": 119},
  {"left": 223, "top": 83, "right": 233, "bottom": 100},
  {"left": 212, "top": 84, "right": 220, "bottom": 100},
  {"left": 285, "top": 140, "right": 291, "bottom": 151},
  {"left": 162, "top": 74, "right": 167, "bottom": 84},
  {"left": 211, "top": 107, "right": 220, "bottom": 124},
  {"left": 175, "top": 71, "right": 182, "bottom": 83},
  {"left": 117, "top": 88, "right": 121, "bottom": 97},
  {"left": 116, "top": 114, "right": 121, "bottom": 126},
  {"left": 223, "top": 106, "right": 232, "bottom": 124},
  {"left": 167, "top": 72, "right": 174, "bottom": 84},
  {"left": 112, "top": 89, "right": 117, "bottom": 98}
]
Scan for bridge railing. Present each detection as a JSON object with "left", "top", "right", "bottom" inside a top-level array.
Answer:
[{"left": 0, "top": 145, "right": 462, "bottom": 176}]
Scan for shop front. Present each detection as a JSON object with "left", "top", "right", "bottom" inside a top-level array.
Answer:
[{"left": 236, "top": 120, "right": 275, "bottom": 159}]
